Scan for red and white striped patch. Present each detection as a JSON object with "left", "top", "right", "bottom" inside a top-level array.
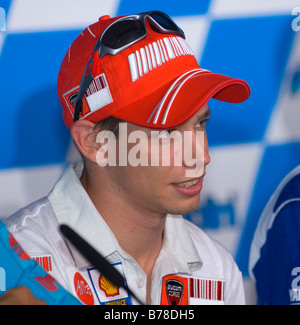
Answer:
[
  {"left": 32, "top": 255, "right": 52, "bottom": 272},
  {"left": 85, "top": 74, "right": 107, "bottom": 97},
  {"left": 84, "top": 73, "right": 113, "bottom": 113},
  {"left": 189, "top": 277, "right": 225, "bottom": 301}
]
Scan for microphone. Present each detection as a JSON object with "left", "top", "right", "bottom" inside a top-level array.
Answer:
[{"left": 60, "top": 224, "right": 144, "bottom": 305}]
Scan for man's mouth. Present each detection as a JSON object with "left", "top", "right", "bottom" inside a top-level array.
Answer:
[
  {"left": 171, "top": 175, "right": 205, "bottom": 196},
  {"left": 175, "top": 178, "right": 199, "bottom": 188}
]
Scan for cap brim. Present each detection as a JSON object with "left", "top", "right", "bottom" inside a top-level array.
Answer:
[{"left": 113, "top": 71, "right": 250, "bottom": 129}]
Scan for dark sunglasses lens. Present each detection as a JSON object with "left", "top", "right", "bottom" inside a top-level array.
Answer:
[
  {"left": 149, "top": 12, "right": 181, "bottom": 32},
  {"left": 102, "top": 19, "right": 146, "bottom": 49}
]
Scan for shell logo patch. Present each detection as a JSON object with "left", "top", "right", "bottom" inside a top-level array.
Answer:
[
  {"left": 87, "top": 262, "right": 132, "bottom": 305},
  {"left": 99, "top": 274, "right": 120, "bottom": 297}
]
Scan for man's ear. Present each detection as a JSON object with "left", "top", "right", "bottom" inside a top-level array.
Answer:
[{"left": 71, "top": 120, "right": 99, "bottom": 164}]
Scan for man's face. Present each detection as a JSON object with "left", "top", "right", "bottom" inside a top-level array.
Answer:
[{"left": 102, "top": 104, "right": 211, "bottom": 217}]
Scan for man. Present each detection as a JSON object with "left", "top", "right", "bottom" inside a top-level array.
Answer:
[
  {"left": 249, "top": 165, "right": 300, "bottom": 305},
  {"left": 4, "top": 11, "right": 250, "bottom": 305}
]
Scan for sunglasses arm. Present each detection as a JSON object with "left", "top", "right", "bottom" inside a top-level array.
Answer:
[{"left": 74, "top": 55, "right": 96, "bottom": 122}]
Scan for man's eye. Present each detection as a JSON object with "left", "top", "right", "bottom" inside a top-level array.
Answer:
[{"left": 196, "top": 118, "right": 211, "bottom": 128}]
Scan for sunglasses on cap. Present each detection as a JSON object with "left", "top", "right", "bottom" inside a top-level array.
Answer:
[{"left": 74, "top": 11, "right": 185, "bottom": 122}]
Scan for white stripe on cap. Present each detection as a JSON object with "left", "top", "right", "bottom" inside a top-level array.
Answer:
[
  {"left": 149, "top": 43, "right": 157, "bottom": 69},
  {"left": 161, "top": 69, "right": 209, "bottom": 124},
  {"left": 140, "top": 48, "right": 148, "bottom": 74},
  {"left": 128, "top": 37, "right": 195, "bottom": 82},
  {"left": 136, "top": 50, "right": 143, "bottom": 77},
  {"left": 163, "top": 38, "right": 175, "bottom": 59},
  {"left": 146, "top": 68, "right": 210, "bottom": 125},
  {"left": 157, "top": 40, "right": 165, "bottom": 63},
  {"left": 145, "top": 45, "right": 153, "bottom": 71},
  {"left": 153, "top": 42, "right": 162, "bottom": 66},
  {"left": 159, "top": 39, "right": 168, "bottom": 62},
  {"left": 128, "top": 53, "right": 139, "bottom": 82}
]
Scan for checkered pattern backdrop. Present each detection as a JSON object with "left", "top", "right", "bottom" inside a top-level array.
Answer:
[{"left": 0, "top": 0, "right": 300, "bottom": 303}]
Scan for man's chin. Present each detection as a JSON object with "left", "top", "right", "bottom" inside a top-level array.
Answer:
[{"left": 164, "top": 197, "right": 200, "bottom": 216}]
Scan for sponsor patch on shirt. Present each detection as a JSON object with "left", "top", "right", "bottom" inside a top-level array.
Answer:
[
  {"left": 87, "top": 262, "right": 132, "bottom": 305},
  {"left": 161, "top": 274, "right": 225, "bottom": 305},
  {"left": 74, "top": 271, "right": 94, "bottom": 305},
  {"left": 161, "top": 274, "right": 188, "bottom": 305},
  {"left": 32, "top": 255, "right": 53, "bottom": 272}
]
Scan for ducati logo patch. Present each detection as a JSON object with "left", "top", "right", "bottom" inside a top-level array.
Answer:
[
  {"left": 161, "top": 275, "right": 188, "bottom": 305},
  {"left": 166, "top": 279, "right": 184, "bottom": 305}
]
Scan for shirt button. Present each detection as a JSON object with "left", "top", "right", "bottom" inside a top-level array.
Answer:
[{"left": 137, "top": 278, "right": 144, "bottom": 288}]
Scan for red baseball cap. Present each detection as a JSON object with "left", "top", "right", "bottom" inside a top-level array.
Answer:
[{"left": 57, "top": 13, "right": 250, "bottom": 130}]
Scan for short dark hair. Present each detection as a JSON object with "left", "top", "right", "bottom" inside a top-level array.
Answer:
[{"left": 94, "top": 115, "right": 123, "bottom": 137}]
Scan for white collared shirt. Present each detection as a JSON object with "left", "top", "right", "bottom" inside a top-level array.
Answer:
[{"left": 5, "top": 162, "right": 245, "bottom": 305}]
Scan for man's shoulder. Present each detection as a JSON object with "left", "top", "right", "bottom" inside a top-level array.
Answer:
[
  {"left": 2, "top": 197, "right": 60, "bottom": 254},
  {"left": 2, "top": 197, "right": 75, "bottom": 288},
  {"left": 4, "top": 197, "right": 56, "bottom": 231}
]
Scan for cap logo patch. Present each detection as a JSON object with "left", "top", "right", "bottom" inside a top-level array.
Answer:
[
  {"left": 63, "top": 73, "right": 113, "bottom": 119},
  {"left": 128, "top": 36, "right": 195, "bottom": 82},
  {"left": 84, "top": 73, "right": 113, "bottom": 113}
]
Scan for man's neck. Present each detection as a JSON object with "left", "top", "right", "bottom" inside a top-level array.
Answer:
[{"left": 80, "top": 166, "right": 166, "bottom": 274}]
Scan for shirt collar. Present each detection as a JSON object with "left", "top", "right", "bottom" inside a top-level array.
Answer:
[
  {"left": 48, "top": 161, "right": 202, "bottom": 272},
  {"left": 162, "top": 215, "right": 202, "bottom": 274}
]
